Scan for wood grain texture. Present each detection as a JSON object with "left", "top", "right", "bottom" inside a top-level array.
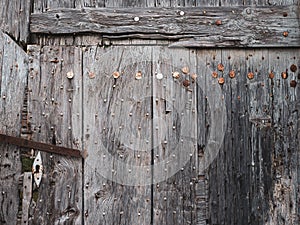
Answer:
[
  {"left": 28, "top": 45, "right": 83, "bottom": 225},
  {"left": 22, "top": 172, "right": 33, "bottom": 225},
  {"left": 0, "top": 31, "right": 28, "bottom": 224},
  {"left": 152, "top": 47, "right": 198, "bottom": 225},
  {"left": 0, "top": 0, "right": 31, "bottom": 44},
  {"left": 83, "top": 46, "right": 152, "bottom": 225},
  {"left": 30, "top": 6, "right": 300, "bottom": 47}
]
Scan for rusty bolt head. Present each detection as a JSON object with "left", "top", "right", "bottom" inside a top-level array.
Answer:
[
  {"left": 183, "top": 79, "right": 190, "bottom": 87},
  {"left": 172, "top": 71, "right": 180, "bottom": 79},
  {"left": 113, "top": 71, "right": 120, "bottom": 79},
  {"left": 212, "top": 71, "right": 218, "bottom": 78},
  {"left": 247, "top": 72, "right": 254, "bottom": 80},
  {"left": 217, "top": 63, "right": 224, "bottom": 72},
  {"left": 281, "top": 72, "right": 288, "bottom": 79},
  {"left": 290, "top": 80, "right": 297, "bottom": 87},
  {"left": 191, "top": 73, "right": 197, "bottom": 81},
  {"left": 269, "top": 72, "right": 275, "bottom": 79},
  {"left": 135, "top": 71, "right": 142, "bottom": 80},
  {"left": 218, "top": 77, "right": 225, "bottom": 85},
  {"left": 88, "top": 71, "right": 95, "bottom": 79},
  {"left": 283, "top": 31, "right": 289, "bottom": 37},
  {"left": 229, "top": 70, "right": 235, "bottom": 78},
  {"left": 290, "top": 64, "right": 297, "bottom": 72},
  {"left": 182, "top": 67, "right": 189, "bottom": 74},
  {"left": 215, "top": 20, "right": 222, "bottom": 26}
]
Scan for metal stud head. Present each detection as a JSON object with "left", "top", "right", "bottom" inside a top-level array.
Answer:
[
  {"left": 113, "top": 71, "right": 120, "bottom": 79},
  {"left": 217, "top": 63, "right": 224, "bottom": 72},
  {"left": 156, "top": 73, "right": 163, "bottom": 80},
  {"left": 135, "top": 71, "right": 142, "bottom": 80},
  {"left": 183, "top": 80, "right": 190, "bottom": 87},
  {"left": 172, "top": 71, "right": 180, "bottom": 79},
  {"left": 247, "top": 72, "right": 254, "bottom": 80},
  {"left": 88, "top": 71, "right": 95, "bottom": 79},
  {"left": 229, "top": 70, "right": 235, "bottom": 78},
  {"left": 212, "top": 71, "right": 218, "bottom": 78},
  {"left": 281, "top": 72, "right": 288, "bottom": 79},
  {"left": 182, "top": 67, "right": 189, "bottom": 74},
  {"left": 218, "top": 77, "right": 225, "bottom": 85},
  {"left": 67, "top": 71, "right": 74, "bottom": 79},
  {"left": 269, "top": 72, "right": 275, "bottom": 79},
  {"left": 191, "top": 73, "right": 197, "bottom": 81}
]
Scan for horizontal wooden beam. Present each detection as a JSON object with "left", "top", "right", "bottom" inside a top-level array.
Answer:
[
  {"left": 0, "top": 133, "right": 82, "bottom": 158},
  {"left": 30, "top": 6, "right": 300, "bottom": 47}
]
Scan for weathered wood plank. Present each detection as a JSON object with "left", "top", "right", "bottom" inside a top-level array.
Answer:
[
  {"left": 0, "top": 31, "right": 28, "bottom": 224},
  {"left": 152, "top": 47, "right": 198, "bottom": 225},
  {"left": 83, "top": 46, "right": 152, "bottom": 225},
  {"left": 0, "top": 0, "right": 31, "bottom": 44},
  {"left": 266, "top": 49, "right": 300, "bottom": 225},
  {"left": 22, "top": 172, "right": 33, "bottom": 225},
  {"left": 30, "top": 6, "right": 300, "bottom": 47},
  {"left": 28, "top": 45, "right": 83, "bottom": 225}
]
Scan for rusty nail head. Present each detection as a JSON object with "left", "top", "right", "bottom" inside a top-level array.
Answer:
[
  {"left": 269, "top": 72, "right": 275, "bottom": 79},
  {"left": 212, "top": 71, "right": 218, "bottom": 78},
  {"left": 182, "top": 67, "right": 189, "bottom": 74},
  {"left": 215, "top": 20, "right": 222, "bottom": 26},
  {"left": 88, "top": 72, "right": 95, "bottom": 79},
  {"left": 217, "top": 63, "right": 224, "bottom": 72},
  {"left": 283, "top": 12, "right": 288, "bottom": 17},
  {"left": 135, "top": 71, "right": 142, "bottom": 80},
  {"left": 113, "top": 71, "right": 120, "bottom": 79},
  {"left": 283, "top": 31, "right": 289, "bottom": 37},
  {"left": 281, "top": 72, "right": 288, "bottom": 79},
  {"left": 218, "top": 77, "right": 225, "bottom": 85},
  {"left": 191, "top": 73, "right": 197, "bottom": 81},
  {"left": 183, "top": 79, "right": 190, "bottom": 87},
  {"left": 290, "top": 80, "right": 297, "bottom": 87},
  {"left": 229, "top": 70, "right": 235, "bottom": 78},
  {"left": 172, "top": 71, "right": 180, "bottom": 79},
  {"left": 290, "top": 64, "right": 297, "bottom": 72},
  {"left": 247, "top": 72, "right": 254, "bottom": 80}
]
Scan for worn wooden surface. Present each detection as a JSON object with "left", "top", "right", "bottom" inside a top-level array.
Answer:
[
  {"left": 151, "top": 47, "right": 198, "bottom": 224},
  {"left": 0, "top": 31, "right": 28, "bottom": 224},
  {"left": 0, "top": 0, "right": 31, "bottom": 45},
  {"left": 83, "top": 46, "right": 153, "bottom": 225},
  {"left": 28, "top": 45, "right": 83, "bottom": 225},
  {"left": 22, "top": 172, "right": 33, "bottom": 225},
  {"left": 30, "top": 6, "right": 300, "bottom": 47}
]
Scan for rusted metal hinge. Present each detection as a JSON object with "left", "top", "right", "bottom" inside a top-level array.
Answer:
[{"left": 0, "top": 133, "right": 82, "bottom": 158}]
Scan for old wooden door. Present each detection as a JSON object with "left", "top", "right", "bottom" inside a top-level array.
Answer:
[{"left": 0, "top": 0, "right": 300, "bottom": 225}]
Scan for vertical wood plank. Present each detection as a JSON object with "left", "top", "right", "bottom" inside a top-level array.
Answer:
[
  {"left": 28, "top": 45, "right": 82, "bottom": 225},
  {"left": 0, "top": 31, "right": 27, "bottom": 225},
  {"left": 83, "top": 46, "right": 152, "bottom": 225},
  {"left": 266, "top": 49, "right": 300, "bottom": 225},
  {"left": 22, "top": 172, "right": 33, "bottom": 225},
  {"left": 152, "top": 47, "right": 198, "bottom": 225}
]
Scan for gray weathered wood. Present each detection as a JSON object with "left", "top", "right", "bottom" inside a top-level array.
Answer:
[
  {"left": 30, "top": 6, "right": 300, "bottom": 47},
  {"left": 265, "top": 49, "right": 300, "bottom": 225},
  {"left": 83, "top": 46, "right": 152, "bottom": 225},
  {"left": 28, "top": 45, "right": 83, "bottom": 225},
  {"left": 152, "top": 47, "right": 198, "bottom": 225},
  {"left": 0, "top": 31, "right": 28, "bottom": 224},
  {"left": 22, "top": 172, "right": 33, "bottom": 225},
  {"left": 0, "top": 0, "right": 31, "bottom": 44}
]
